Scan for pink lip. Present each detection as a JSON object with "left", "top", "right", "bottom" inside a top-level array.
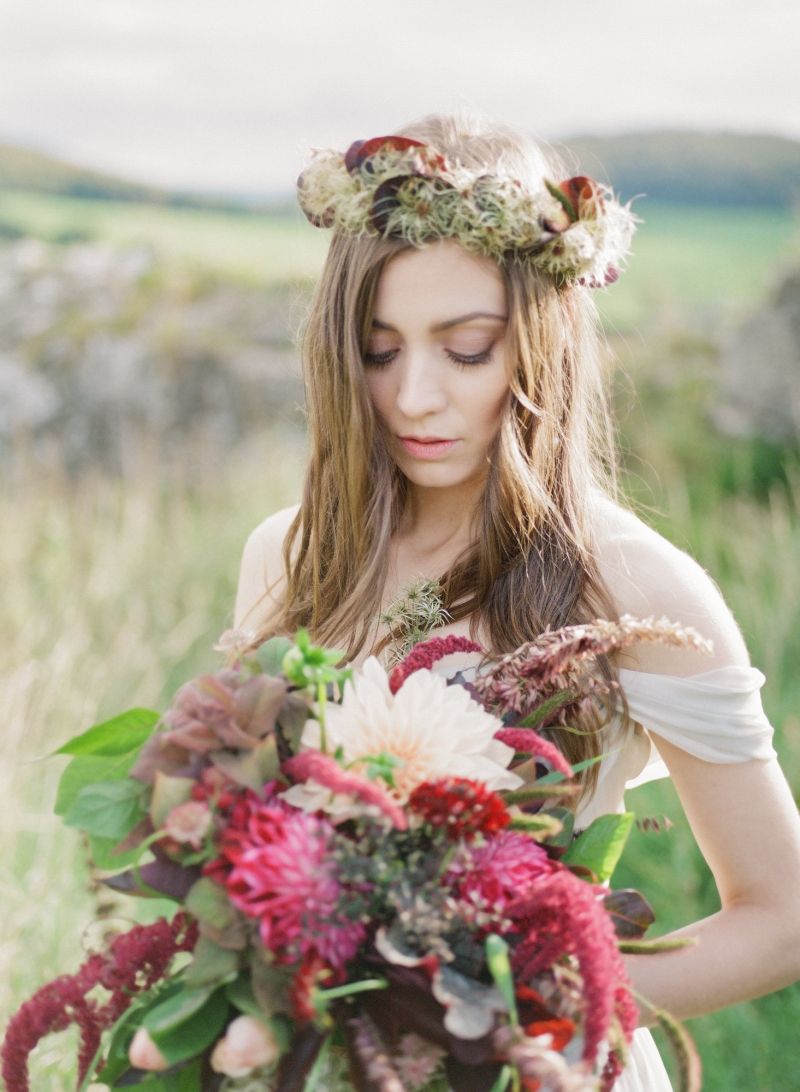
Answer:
[
  {"left": 401, "top": 435, "right": 452, "bottom": 442},
  {"left": 398, "top": 436, "right": 458, "bottom": 459}
]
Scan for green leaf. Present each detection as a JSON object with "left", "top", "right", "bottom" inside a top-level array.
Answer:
[
  {"left": 96, "top": 979, "right": 185, "bottom": 1084},
  {"left": 226, "top": 974, "right": 268, "bottom": 1020},
  {"left": 536, "top": 745, "right": 624, "bottom": 785},
  {"left": 484, "top": 935, "right": 517, "bottom": 1026},
  {"left": 143, "top": 985, "right": 229, "bottom": 1065},
  {"left": 488, "top": 1067, "right": 513, "bottom": 1092},
  {"left": 545, "top": 177, "right": 577, "bottom": 220},
  {"left": 362, "top": 751, "right": 403, "bottom": 788},
  {"left": 183, "top": 935, "right": 239, "bottom": 989},
  {"left": 150, "top": 772, "right": 194, "bottom": 829},
  {"left": 124, "top": 1057, "right": 205, "bottom": 1090},
  {"left": 563, "top": 812, "right": 635, "bottom": 883},
  {"left": 211, "top": 736, "right": 281, "bottom": 791},
  {"left": 63, "top": 778, "right": 148, "bottom": 839},
  {"left": 87, "top": 832, "right": 147, "bottom": 870},
  {"left": 252, "top": 635, "right": 294, "bottom": 676},
  {"left": 55, "top": 750, "right": 141, "bottom": 817},
  {"left": 546, "top": 806, "right": 575, "bottom": 848},
  {"left": 54, "top": 708, "right": 160, "bottom": 757},
  {"left": 185, "top": 877, "right": 238, "bottom": 931}
]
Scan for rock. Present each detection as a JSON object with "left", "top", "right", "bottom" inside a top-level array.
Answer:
[{"left": 713, "top": 268, "right": 800, "bottom": 443}]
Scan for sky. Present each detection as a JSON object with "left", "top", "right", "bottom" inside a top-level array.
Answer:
[{"left": 2, "top": 0, "right": 798, "bottom": 198}]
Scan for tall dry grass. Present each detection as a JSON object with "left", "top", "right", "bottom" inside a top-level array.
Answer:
[{"left": 0, "top": 430, "right": 306, "bottom": 1089}]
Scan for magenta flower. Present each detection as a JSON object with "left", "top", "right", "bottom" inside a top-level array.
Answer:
[
  {"left": 494, "top": 727, "right": 573, "bottom": 778},
  {"left": 445, "top": 831, "right": 555, "bottom": 920},
  {"left": 221, "top": 798, "right": 365, "bottom": 971}
]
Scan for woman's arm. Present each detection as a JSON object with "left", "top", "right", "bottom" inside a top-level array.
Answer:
[
  {"left": 596, "top": 500, "right": 800, "bottom": 1023},
  {"left": 623, "top": 744, "right": 800, "bottom": 1025}
]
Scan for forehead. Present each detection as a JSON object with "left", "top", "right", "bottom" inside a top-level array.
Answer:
[{"left": 371, "top": 239, "right": 507, "bottom": 329}]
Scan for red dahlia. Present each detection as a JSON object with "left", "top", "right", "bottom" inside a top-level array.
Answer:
[{"left": 408, "top": 777, "right": 511, "bottom": 840}]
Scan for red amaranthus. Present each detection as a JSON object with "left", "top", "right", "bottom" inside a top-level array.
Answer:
[{"left": 1, "top": 913, "right": 197, "bottom": 1092}]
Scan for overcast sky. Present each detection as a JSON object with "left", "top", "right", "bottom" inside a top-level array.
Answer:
[{"left": 2, "top": 0, "right": 798, "bottom": 198}]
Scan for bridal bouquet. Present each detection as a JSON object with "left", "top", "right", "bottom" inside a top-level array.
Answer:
[{"left": 2, "top": 618, "right": 706, "bottom": 1092}]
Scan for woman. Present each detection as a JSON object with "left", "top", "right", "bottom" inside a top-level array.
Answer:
[{"left": 232, "top": 111, "right": 800, "bottom": 1088}]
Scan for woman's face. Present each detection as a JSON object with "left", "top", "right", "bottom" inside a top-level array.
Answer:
[{"left": 363, "top": 239, "right": 510, "bottom": 495}]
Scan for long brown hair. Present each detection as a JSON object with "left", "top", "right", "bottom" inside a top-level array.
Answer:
[{"left": 252, "top": 108, "right": 632, "bottom": 806}]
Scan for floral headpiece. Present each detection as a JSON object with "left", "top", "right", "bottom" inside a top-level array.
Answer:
[{"left": 296, "top": 134, "right": 640, "bottom": 288}]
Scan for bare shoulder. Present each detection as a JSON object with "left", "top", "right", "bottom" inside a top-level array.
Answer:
[
  {"left": 589, "top": 491, "right": 751, "bottom": 674},
  {"left": 233, "top": 503, "right": 301, "bottom": 631}
]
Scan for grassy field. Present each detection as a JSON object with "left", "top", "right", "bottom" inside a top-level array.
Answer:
[{"left": 2, "top": 192, "right": 799, "bottom": 1089}]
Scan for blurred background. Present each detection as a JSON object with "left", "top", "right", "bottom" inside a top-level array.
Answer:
[{"left": 2, "top": 2, "right": 799, "bottom": 1088}]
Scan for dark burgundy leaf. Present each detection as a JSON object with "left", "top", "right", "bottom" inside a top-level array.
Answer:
[
  {"left": 362, "top": 968, "right": 498, "bottom": 1066},
  {"left": 274, "top": 1024, "right": 327, "bottom": 1092},
  {"left": 102, "top": 860, "right": 201, "bottom": 901},
  {"left": 370, "top": 175, "right": 418, "bottom": 233},
  {"left": 444, "top": 1056, "right": 505, "bottom": 1091},
  {"left": 603, "top": 888, "right": 656, "bottom": 939}
]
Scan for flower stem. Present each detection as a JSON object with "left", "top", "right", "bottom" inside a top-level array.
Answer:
[
  {"left": 314, "top": 977, "right": 389, "bottom": 1003},
  {"left": 316, "top": 678, "right": 328, "bottom": 753}
]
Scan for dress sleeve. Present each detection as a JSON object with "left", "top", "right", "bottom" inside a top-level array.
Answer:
[{"left": 617, "top": 664, "right": 779, "bottom": 789}]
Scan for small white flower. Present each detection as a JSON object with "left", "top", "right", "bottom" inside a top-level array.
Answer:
[{"left": 281, "top": 779, "right": 381, "bottom": 823}]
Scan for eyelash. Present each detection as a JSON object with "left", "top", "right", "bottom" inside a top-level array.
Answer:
[{"left": 363, "top": 346, "right": 495, "bottom": 370}]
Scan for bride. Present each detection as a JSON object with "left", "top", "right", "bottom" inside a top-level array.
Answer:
[{"left": 232, "top": 111, "right": 800, "bottom": 1089}]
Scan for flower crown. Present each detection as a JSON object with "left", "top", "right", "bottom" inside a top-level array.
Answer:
[{"left": 296, "top": 134, "right": 640, "bottom": 288}]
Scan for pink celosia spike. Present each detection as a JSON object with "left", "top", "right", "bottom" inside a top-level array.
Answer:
[
  {"left": 494, "top": 727, "right": 573, "bottom": 778},
  {"left": 388, "top": 636, "right": 483, "bottom": 694},
  {"left": 283, "top": 752, "right": 408, "bottom": 830}
]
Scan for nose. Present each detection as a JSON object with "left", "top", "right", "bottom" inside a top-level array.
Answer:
[{"left": 393, "top": 352, "right": 448, "bottom": 420}]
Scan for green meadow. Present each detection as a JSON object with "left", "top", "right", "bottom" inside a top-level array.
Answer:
[{"left": 2, "top": 192, "right": 799, "bottom": 1090}]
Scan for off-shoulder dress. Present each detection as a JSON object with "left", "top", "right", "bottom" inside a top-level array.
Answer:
[{"left": 232, "top": 517, "right": 779, "bottom": 1090}]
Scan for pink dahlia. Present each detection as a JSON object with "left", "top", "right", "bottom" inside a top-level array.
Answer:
[
  {"left": 221, "top": 799, "right": 365, "bottom": 971},
  {"left": 446, "top": 831, "right": 554, "bottom": 919}
]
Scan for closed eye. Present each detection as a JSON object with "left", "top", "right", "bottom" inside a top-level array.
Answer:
[{"left": 363, "top": 346, "right": 495, "bottom": 369}]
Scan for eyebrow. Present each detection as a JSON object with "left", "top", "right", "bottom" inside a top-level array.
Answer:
[{"left": 371, "top": 311, "right": 508, "bottom": 333}]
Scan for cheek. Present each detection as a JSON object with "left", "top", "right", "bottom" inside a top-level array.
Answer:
[
  {"left": 475, "top": 373, "right": 510, "bottom": 432},
  {"left": 363, "top": 372, "right": 387, "bottom": 416}
]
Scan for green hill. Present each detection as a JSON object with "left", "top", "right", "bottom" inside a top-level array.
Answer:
[
  {"left": 0, "top": 142, "right": 276, "bottom": 214},
  {"left": 561, "top": 130, "right": 800, "bottom": 208}
]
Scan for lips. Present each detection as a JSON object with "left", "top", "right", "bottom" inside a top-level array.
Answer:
[{"left": 400, "top": 436, "right": 453, "bottom": 443}]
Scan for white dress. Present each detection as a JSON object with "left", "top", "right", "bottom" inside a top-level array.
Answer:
[
  {"left": 428, "top": 654, "right": 779, "bottom": 1091},
  {"left": 231, "top": 519, "right": 779, "bottom": 1090}
]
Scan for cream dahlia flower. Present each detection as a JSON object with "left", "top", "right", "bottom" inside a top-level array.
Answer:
[{"left": 284, "top": 656, "right": 523, "bottom": 812}]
